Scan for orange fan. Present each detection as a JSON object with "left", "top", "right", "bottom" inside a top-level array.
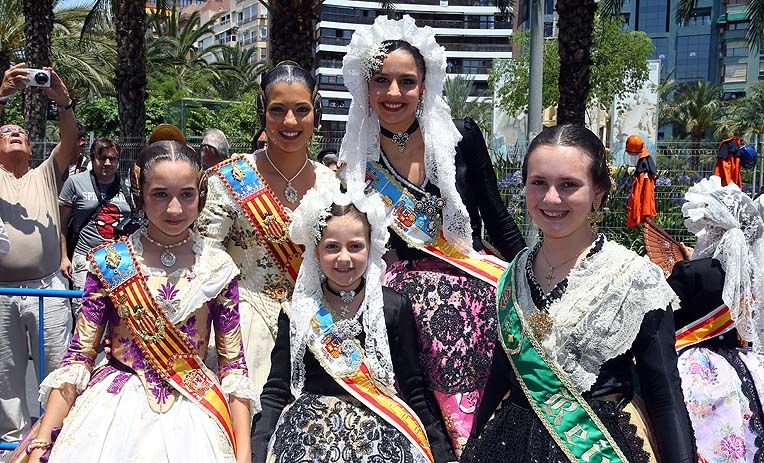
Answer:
[{"left": 643, "top": 217, "right": 691, "bottom": 276}]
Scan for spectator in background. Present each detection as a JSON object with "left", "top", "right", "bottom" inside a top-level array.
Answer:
[
  {"left": 0, "top": 62, "right": 78, "bottom": 442},
  {"left": 64, "top": 123, "right": 89, "bottom": 180},
  {"left": 200, "top": 128, "right": 230, "bottom": 169},
  {"left": 59, "top": 138, "right": 132, "bottom": 318},
  {"left": 317, "top": 148, "right": 338, "bottom": 171}
]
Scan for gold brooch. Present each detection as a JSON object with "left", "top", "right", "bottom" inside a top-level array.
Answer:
[{"left": 528, "top": 310, "right": 554, "bottom": 340}]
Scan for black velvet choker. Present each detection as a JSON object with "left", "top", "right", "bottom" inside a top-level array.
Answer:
[{"left": 380, "top": 119, "right": 420, "bottom": 153}]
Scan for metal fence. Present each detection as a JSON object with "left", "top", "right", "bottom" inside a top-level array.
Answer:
[
  {"left": 29, "top": 136, "right": 762, "bottom": 252},
  {"left": 0, "top": 288, "right": 83, "bottom": 452}
]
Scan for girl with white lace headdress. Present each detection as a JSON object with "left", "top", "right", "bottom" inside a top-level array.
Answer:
[
  {"left": 14, "top": 141, "right": 255, "bottom": 463},
  {"left": 668, "top": 176, "right": 764, "bottom": 463},
  {"left": 251, "top": 181, "right": 456, "bottom": 463},
  {"left": 461, "top": 125, "right": 697, "bottom": 463},
  {"left": 339, "top": 15, "right": 525, "bottom": 455}
]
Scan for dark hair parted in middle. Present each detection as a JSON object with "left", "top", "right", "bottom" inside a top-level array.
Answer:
[
  {"left": 321, "top": 204, "right": 372, "bottom": 241},
  {"left": 522, "top": 124, "right": 612, "bottom": 206},
  {"left": 375, "top": 40, "right": 427, "bottom": 82},
  {"left": 89, "top": 137, "right": 120, "bottom": 160},
  {"left": 261, "top": 61, "right": 317, "bottom": 100},
  {"left": 131, "top": 140, "right": 205, "bottom": 210}
]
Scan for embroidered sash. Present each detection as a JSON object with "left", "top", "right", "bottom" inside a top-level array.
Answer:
[
  {"left": 89, "top": 240, "right": 237, "bottom": 452},
  {"left": 212, "top": 155, "right": 303, "bottom": 282},
  {"left": 496, "top": 261, "right": 628, "bottom": 463},
  {"left": 306, "top": 304, "right": 435, "bottom": 463},
  {"left": 675, "top": 304, "right": 734, "bottom": 350},
  {"left": 365, "top": 161, "right": 507, "bottom": 286}
]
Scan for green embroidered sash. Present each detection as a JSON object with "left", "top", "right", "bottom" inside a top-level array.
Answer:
[{"left": 496, "top": 258, "right": 628, "bottom": 463}]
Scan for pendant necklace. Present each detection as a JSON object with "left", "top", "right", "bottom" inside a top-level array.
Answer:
[
  {"left": 324, "top": 278, "right": 365, "bottom": 318},
  {"left": 539, "top": 245, "right": 583, "bottom": 287},
  {"left": 380, "top": 119, "right": 420, "bottom": 153},
  {"left": 265, "top": 151, "right": 309, "bottom": 204},
  {"left": 141, "top": 229, "right": 192, "bottom": 267}
]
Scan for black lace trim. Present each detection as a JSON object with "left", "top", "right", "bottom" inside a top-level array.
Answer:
[
  {"left": 526, "top": 234, "right": 605, "bottom": 311},
  {"left": 461, "top": 395, "right": 650, "bottom": 463}
]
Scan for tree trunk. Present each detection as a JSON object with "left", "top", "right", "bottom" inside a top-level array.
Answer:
[
  {"left": 269, "top": 1, "right": 319, "bottom": 71},
  {"left": 113, "top": 0, "right": 147, "bottom": 160},
  {"left": 23, "top": 0, "right": 53, "bottom": 160},
  {"left": 0, "top": 55, "right": 11, "bottom": 127},
  {"left": 555, "top": 0, "right": 596, "bottom": 126}
]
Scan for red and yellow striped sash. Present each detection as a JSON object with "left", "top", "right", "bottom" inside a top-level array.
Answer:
[
  {"left": 675, "top": 304, "right": 734, "bottom": 350},
  {"left": 212, "top": 156, "right": 303, "bottom": 282},
  {"left": 89, "top": 240, "right": 237, "bottom": 452}
]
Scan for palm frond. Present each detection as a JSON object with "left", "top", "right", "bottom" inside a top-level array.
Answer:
[
  {"left": 675, "top": 0, "right": 698, "bottom": 25},
  {"left": 746, "top": 0, "right": 764, "bottom": 51}
]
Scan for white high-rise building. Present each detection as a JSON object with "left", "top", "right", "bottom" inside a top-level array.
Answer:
[{"left": 316, "top": 1, "right": 513, "bottom": 133}]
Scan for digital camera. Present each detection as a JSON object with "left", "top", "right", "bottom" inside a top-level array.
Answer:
[{"left": 26, "top": 69, "right": 51, "bottom": 88}]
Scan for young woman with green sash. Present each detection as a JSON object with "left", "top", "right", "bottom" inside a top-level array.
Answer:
[{"left": 461, "top": 125, "right": 697, "bottom": 463}]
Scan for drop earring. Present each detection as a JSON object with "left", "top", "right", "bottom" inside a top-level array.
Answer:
[
  {"left": 587, "top": 198, "right": 604, "bottom": 235},
  {"left": 415, "top": 97, "right": 423, "bottom": 118}
]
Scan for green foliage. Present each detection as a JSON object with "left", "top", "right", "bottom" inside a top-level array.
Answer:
[
  {"left": 491, "top": 15, "right": 653, "bottom": 117},
  {"left": 443, "top": 75, "right": 492, "bottom": 131}
]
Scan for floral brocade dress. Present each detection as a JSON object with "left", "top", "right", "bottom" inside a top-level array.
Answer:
[{"left": 38, "top": 232, "right": 255, "bottom": 463}]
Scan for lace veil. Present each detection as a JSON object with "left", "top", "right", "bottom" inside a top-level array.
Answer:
[
  {"left": 683, "top": 176, "right": 764, "bottom": 349},
  {"left": 287, "top": 181, "right": 394, "bottom": 396},
  {"left": 339, "top": 15, "right": 475, "bottom": 255}
]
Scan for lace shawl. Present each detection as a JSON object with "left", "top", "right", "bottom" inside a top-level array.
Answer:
[{"left": 513, "top": 238, "right": 680, "bottom": 393}]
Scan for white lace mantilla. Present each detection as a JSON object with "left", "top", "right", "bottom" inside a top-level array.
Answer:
[{"left": 514, "top": 238, "right": 680, "bottom": 393}]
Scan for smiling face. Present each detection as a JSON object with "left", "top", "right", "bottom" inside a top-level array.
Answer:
[
  {"left": 368, "top": 49, "right": 425, "bottom": 132},
  {"left": 524, "top": 144, "right": 604, "bottom": 241},
  {"left": 317, "top": 214, "right": 370, "bottom": 292},
  {"left": 264, "top": 82, "right": 314, "bottom": 156},
  {"left": 0, "top": 124, "right": 31, "bottom": 164},
  {"left": 142, "top": 160, "right": 199, "bottom": 240}
]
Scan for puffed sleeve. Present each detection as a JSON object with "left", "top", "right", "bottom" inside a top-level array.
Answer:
[
  {"left": 459, "top": 117, "right": 526, "bottom": 261},
  {"left": 198, "top": 173, "right": 237, "bottom": 250},
  {"left": 251, "top": 310, "right": 293, "bottom": 463},
  {"left": 389, "top": 291, "right": 457, "bottom": 463},
  {"left": 39, "top": 272, "right": 108, "bottom": 402},
  {"left": 209, "top": 278, "right": 258, "bottom": 407},
  {"left": 632, "top": 307, "right": 697, "bottom": 463}
]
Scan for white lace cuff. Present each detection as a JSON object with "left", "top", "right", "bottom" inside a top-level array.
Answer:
[
  {"left": 39, "top": 363, "right": 90, "bottom": 403},
  {"left": 221, "top": 373, "right": 261, "bottom": 413}
]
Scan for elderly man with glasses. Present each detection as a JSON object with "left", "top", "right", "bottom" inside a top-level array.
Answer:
[{"left": 0, "top": 63, "right": 79, "bottom": 443}]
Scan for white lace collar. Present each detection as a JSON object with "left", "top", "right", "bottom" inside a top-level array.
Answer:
[
  {"left": 125, "top": 230, "right": 240, "bottom": 324},
  {"left": 513, "top": 238, "right": 680, "bottom": 392}
]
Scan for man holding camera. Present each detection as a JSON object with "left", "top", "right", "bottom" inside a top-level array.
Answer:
[
  {"left": 59, "top": 137, "right": 132, "bottom": 318},
  {"left": 0, "top": 63, "right": 78, "bottom": 442}
]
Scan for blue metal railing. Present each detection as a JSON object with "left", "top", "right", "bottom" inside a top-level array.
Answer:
[{"left": 0, "top": 287, "right": 82, "bottom": 452}]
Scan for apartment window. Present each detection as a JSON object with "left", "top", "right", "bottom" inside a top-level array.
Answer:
[
  {"left": 260, "top": 48, "right": 268, "bottom": 60},
  {"left": 239, "top": 5, "right": 256, "bottom": 24},
  {"left": 726, "top": 0, "right": 748, "bottom": 5},
  {"left": 676, "top": 35, "right": 711, "bottom": 81},
  {"left": 724, "top": 40, "right": 748, "bottom": 57},
  {"left": 759, "top": 59, "right": 764, "bottom": 79},
  {"left": 260, "top": 27, "right": 268, "bottom": 39},
  {"left": 637, "top": 0, "right": 669, "bottom": 33},
  {"left": 220, "top": 14, "right": 231, "bottom": 27},
  {"left": 728, "top": 21, "right": 749, "bottom": 30},
  {"left": 650, "top": 37, "right": 669, "bottom": 80},
  {"left": 320, "top": 75, "right": 345, "bottom": 85},
  {"left": 723, "top": 63, "right": 748, "bottom": 82},
  {"left": 685, "top": 8, "right": 711, "bottom": 26}
]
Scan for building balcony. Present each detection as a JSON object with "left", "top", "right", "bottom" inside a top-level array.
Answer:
[
  {"left": 321, "top": 36, "right": 352, "bottom": 46},
  {"left": 446, "top": 65, "right": 491, "bottom": 74},
  {"left": 320, "top": 12, "right": 376, "bottom": 24},
  {"left": 322, "top": 106, "right": 350, "bottom": 115},
  {"left": 317, "top": 58, "right": 344, "bottom": 68},
  {"left": 440, "top": 42, "right": 511, "bottom": 52}
]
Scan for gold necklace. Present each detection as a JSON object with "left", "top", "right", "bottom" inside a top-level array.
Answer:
[{"left": 538, "top": 245, "right": 586, "bottom": 287}]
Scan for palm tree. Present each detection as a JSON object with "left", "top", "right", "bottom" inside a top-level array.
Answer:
[
  {"left": 84, "top": 0, "right": 149, "bottom": 149},
  {"left": 264, "top": 0, "right": 321, "bottom": 71},
  {"left": 0, "top": 0, "right": 23, "bottom": 126},
  {"left": 717, "top": 82, "right": 764, "bottom": 142},
  {"left": 23, "top": 0, "right": 54, "bottom": 154},
  {"left": 52, "top": 6, "right": 116, "bottom": 103},
  {"left": 208, "top": 45, "right": 268, "bottom": 100},
  {"left": 660, "top": 81, "right": 723, "bottom": 170},
  {"left": 443, "top": 74, "right": 491, "bottom": 129}
]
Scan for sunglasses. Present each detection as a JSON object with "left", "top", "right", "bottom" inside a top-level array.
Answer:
[{"left": 0, "top": 126, "right": 29, "bottom": 138}]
